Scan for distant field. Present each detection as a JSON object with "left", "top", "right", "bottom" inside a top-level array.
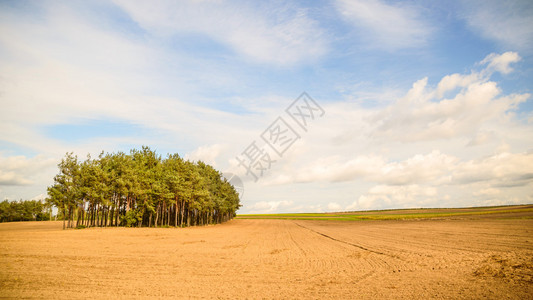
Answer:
[
  {"left": 1, "top": 205, "right": 532, "bottom": 299},
  {"left": 237, "top": 204, "right": 533, "bottom": 221}
]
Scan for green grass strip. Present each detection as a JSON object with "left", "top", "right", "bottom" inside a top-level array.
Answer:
[{"left": 236, "top": 207, "right": 533, "bottom": 221}]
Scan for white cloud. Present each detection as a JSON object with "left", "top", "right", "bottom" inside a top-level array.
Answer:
[
  {"left": 452, "top": 151, "right": 533, "bottom": 187},
  {"left": 281, "top": 154, "right": 386, "bottom": 183},
  {"left": 467, "top": 130, "right": 495, "bottom": 147},
  {"left": 271, "top": 150, "right": 456, "bottom": 186},
  {"left": 370, "top": 52, "right": 528, "bottom": 142},
  {"left": 272, "top": 147, "right": 533, "bottom": 196},
  {"left": 435, "top": 72, "right": 481, "bottom": 98},
  {"left": 0, "top": 1, "right": 275, "bottom": 158},
  {"left": 347, "top": 184, "right": 438, "bottom": 211},
  {"left": 0, "top": 0, "right": 531, "bottom": 213},
  {"left": 460, "top": 0, "right": 533, "bottom": 53},
  {"left": 248, "top": 200, "right": 293, "bottom": 214},
  {"left": 0, "top": 171, "right": 33, "bottom": 186},
  {"left": 335, "top": 0, "right": 432, "bottom": 49},
  {"left": 31, "top": 193, "right": 47, "bottom": 201},
  {"left": 0, "top": 154, "right": 57, "bottom": 186},
  {"left": 112, "top": 0, "right": 327, "bottom": 65},
  {"left": 327, "top": 202, "right": 342, "bottom": 211},
  {"left": 258, "top": 52, "right": 532, "bottom": 212},
  {"left": 473, "top": 188, "right": 501, "bottom": 197},
  {"left": 185, "top": 144, "right": 224, "bottom": 167},
  {"left": 480, "top": 52, "right": 521, "bottom": 74}
]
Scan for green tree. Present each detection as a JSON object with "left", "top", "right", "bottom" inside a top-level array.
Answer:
[{"left": 46, "top": 147, "right": 241, "bottom": 229}]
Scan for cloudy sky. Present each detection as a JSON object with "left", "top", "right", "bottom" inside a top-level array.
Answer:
[{"left": 1, "top": 0, "right": 532, "bottom": 213}]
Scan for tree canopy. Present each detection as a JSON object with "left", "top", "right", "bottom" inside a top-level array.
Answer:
[
  {"left": 46, "top": 146, "right": 241, "bottom": 229},
  {"left": 0, "top": 199, "right": 51, "bottom": 223}
]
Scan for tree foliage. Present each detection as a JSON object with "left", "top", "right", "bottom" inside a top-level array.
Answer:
[
  {"left": 46, "top": 146, "right": 241, "bottom": 229},
  {"left": 0, "top": 199, "right": 51, "bottom": 222}
]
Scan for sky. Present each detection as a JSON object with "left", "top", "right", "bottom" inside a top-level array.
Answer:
[{"left": 1, "top": 0, "right": 532, "bottom": 213}]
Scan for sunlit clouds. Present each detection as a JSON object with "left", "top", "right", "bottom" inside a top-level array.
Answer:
[{"left": 0, "top": 1, "right": 532, "bottom": 212}]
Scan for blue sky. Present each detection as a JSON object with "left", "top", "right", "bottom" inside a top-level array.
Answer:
[{"left": 1, "top": 0, "right": 532, "bottom": 213}]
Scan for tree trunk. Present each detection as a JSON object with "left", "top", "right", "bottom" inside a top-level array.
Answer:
[
  {"left": 180, "top": 200, "right": 185, "bottom": 227},
  {"left": 109, "top": 206, "right": 114, "bottom": 227},
  {"left": 161, "top": 202, "right": 165, "bottom": 227},
  {"left": 76, "top": 206, "right": 80, "bottom": 228},
  {"left": 96, "top": 204, "right": 100, "bottom": 227},
  {"left": 174, "top": 201, "right": 178, "bottom": 227},
  {"left": 115, "top": 206, "right": 119, "bottom": 226},
  {"left": 160, "top": 202, "right": 164, "bottom": 227},
  {"left": 154, "top": 203, "right": 159, "bottom": 228},
  {"left": 62, "top": 206, "right": 66, "bottom": 230},
  {"left": 99, "top": 206, "right": 103, "bottom": 227},
  {"left": 67, "top": 206, "right": 72, "bottom": 228}
]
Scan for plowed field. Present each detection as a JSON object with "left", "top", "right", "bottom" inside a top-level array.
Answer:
[{"left": 1, "top": 206, "right": 532, "bottom": 299}]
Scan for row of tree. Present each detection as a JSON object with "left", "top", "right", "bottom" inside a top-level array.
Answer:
[
  {"left": 0, "top": 199, "right": 52, "bottom": 223},
  {"left": 46, "top": 146, "right": 241, "bottom": 229}
]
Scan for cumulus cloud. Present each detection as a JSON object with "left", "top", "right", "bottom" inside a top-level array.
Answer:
[
  {"left": 31, "top": 193, "right": 47, "bottom": 201},
  {"left": 271, "top": 150, "right": 456, "bottom": 186},
  {"left": 371, "top": 52, "right": 528, "bottom": 142},
  {"left": 185, "top": 144, "right": 224, "bottom": 167},
  {"left": 327, "top": 202, "right": 342, "bottom": 212},
  {"left": 435, "top": 73, "right": 481, "bottom": 98},
  {"left": 473, "top": 188, "right": 501, "bottom": 197},
  {"left": 0, "top": 171, "right": 33, "bottom": 186},
  {"left": 248, "top": 200, "right": 293, "bottom": 214},
  {"left": 452, "top": 151, "right": 533, "bottom": 187},
  {"left": 0, "top": 154, "right": 57, "bottom": 186},
  {"left": 467, "top": 130, "right": 495, "bottom": 147},
  {"left": 275, "top": 146, "right": 533, "bottom": 189},
  {"left": 283, "top": 154, "right": 385, "bottom": 183},
  {"left": 335, "top": 0, "right": 432, "bottom": 49},
  {"left": 0, "top": 0, "right": 530, "bottom": 212},
  {"left": 258, "top": 52, "right": 532, "bottom": 211},
  {"left": 350, "top": 150, "right": 532, "bottom": 210},
  {"left": 347, "top": 184, "right": 437, "bottom": 211}
]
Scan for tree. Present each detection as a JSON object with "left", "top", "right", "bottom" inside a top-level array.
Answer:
[
  {"left": 49, "top": 152, "right": 80, "bottom": 229},
  {"left": 0, "top": 199, "right": 51, "bottom": 223},
  {"left": 46, "top": 147, "right": 241, "bottom": 229}
]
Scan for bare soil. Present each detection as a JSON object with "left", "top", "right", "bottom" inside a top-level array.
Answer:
[{"left": 1, "top": 209, "right": 532, "bottom": 299}]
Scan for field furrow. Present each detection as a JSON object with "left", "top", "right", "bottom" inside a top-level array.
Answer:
[{"left": 1, "top": 209, "right": 532, "bottom": 299}]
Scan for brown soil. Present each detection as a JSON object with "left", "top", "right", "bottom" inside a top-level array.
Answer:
[{"left": 1, "top": 212, "right": 532, "bottom": 299}]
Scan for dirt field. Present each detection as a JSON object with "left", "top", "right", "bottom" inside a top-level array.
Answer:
[{"left": 1, "top": 207, "right": 532, "bottom": 299}]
